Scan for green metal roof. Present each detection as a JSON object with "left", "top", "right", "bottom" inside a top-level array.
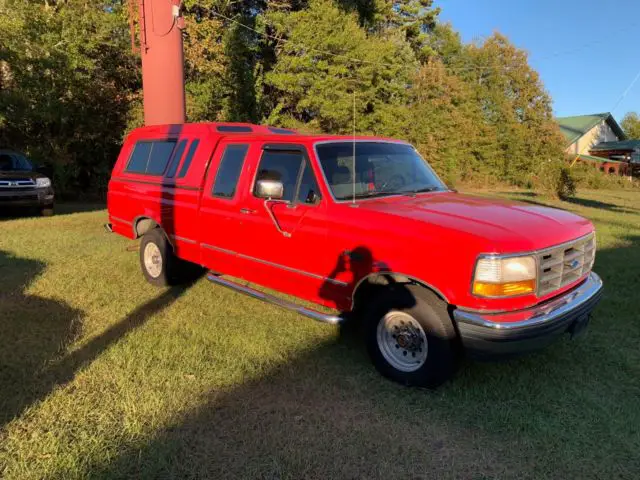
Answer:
[
  {"left": 556, "top": 113, "right": 626, "bottom": 146},
  {"left": 575, "top": 153, "right": 624, "bottom": 164},
  {"left": 589, "top": 140, "right": 640, "bottom": 151}
]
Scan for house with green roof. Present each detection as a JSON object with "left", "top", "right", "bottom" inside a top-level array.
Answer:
[
  {"left": 556, "top": 113, "right": 626, "bottom": 155},
  {"left": 556, "top": 113, "right": 640, "bottom": 176}
]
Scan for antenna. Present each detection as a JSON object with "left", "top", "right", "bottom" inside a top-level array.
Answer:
[{"left": 352, "top": 91, "right": 356, "bottom": 205}]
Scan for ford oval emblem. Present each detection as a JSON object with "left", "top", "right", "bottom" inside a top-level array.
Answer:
[{"left": 567, "top": 259, "right": 580, "bottom": 269}]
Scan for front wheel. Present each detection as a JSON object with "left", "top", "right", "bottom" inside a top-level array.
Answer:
[{"left": 364, "top": 284, "right": 459, "bottom": 388}]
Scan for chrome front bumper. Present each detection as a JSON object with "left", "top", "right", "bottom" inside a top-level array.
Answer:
[{"left": 453, "top": 272, "right": 603, "bottom": 358}]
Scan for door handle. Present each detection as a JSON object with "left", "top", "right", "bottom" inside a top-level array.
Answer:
[{"left": 240, "top": 208, "right": 256, "bottom": 215}]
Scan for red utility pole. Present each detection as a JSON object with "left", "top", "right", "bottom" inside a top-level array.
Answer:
[{"left": 130, "top": 0, "right": 186, "bottom": 125}]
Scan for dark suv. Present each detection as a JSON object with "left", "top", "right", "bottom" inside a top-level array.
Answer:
[{"left": 0, "top": 149, "right": 54, "bottom": 215}]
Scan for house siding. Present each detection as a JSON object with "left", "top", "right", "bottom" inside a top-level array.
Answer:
[{"left": 565, "top": 120, "right": 621, "bottom": 155}]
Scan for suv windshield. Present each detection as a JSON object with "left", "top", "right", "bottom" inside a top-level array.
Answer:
[
  {"left": 315, "top": 142, "right": 446, "bottom": 200},
  {"left": 0, "top": 152, "right": 33, "bottom": 172}
]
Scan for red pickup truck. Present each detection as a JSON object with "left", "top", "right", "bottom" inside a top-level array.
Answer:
[{"left": 107, "top": 122, "right": 603, "bottom": 388}]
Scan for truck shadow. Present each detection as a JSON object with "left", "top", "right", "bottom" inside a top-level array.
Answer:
[
  {"left": 86, "top": 235, "right": 640, "bottom": 478},
  {"left": 0, "top": 249, "right": 200, "bottom": 431}
]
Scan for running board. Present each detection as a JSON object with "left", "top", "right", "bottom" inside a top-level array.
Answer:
[{"left": 207, "top": 273, "right": 345, "bottom": 325}]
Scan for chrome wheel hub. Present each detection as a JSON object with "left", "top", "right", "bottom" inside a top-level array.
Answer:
[
  {"left": 376, "top": 311, "right": 428, "bottom": 372},
  {"left": 143, "top": 242, "right": 163, "bottom": 278}
]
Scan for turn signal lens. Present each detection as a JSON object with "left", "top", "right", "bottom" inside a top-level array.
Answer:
[{"left": 472, "top": 279, "right": 536, "bottom": 297}]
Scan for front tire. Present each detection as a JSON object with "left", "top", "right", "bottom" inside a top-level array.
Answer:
[{"left": 364, "top": 284, "right": 458, "bottom": 388}]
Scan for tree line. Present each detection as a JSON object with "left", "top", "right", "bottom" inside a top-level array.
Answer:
[{"left": 0, "top": 0, "right": 630, "bottom": 197}]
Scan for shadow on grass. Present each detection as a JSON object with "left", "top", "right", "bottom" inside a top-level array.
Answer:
[
  {"left": 0, "top": 249, "right": 199, "bottom": 431},
  {"left": 87, "top": 236, "right": 640, "bottom": 479},
  {"left": 87, "top": 324, "right": 513, "bottom": 479},
  {"left": 501, "top": 190, "right": 639, "bottom": 214},
  {"left": 564, "top": 195, "right": 639, "bottom": 213}
]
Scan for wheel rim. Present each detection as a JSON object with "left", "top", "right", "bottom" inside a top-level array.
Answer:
[
  {"left": 143, "top": 242, "right": 163, "bottom": 278},
  {"left": 376, "top": 311, "right": 428, "bottom": 372}
]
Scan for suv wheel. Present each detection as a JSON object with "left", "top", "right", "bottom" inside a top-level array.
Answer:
[
  {"left": 40, "top": 206, "right": 54, "bottom": 217},
  {"left": 364, "top": 284, "right": 459, "bottom": 388}
]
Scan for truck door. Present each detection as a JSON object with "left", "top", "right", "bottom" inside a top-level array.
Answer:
[
  {"left": 198, "top": 139, "right": 255, "bottom": 273},
  {"left": 232, "top": 144, "right": 341, "bottom": 307}
]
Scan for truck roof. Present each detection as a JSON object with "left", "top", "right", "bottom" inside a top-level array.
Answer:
[{"left": 127, "top": 122, "right": 403, "bottom": 144}]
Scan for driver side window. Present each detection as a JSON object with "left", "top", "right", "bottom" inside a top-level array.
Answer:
[{"left": 254, "top": 150, "right": 304, "bottom": 202}]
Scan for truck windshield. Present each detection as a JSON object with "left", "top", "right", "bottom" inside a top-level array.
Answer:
[{"left": 315, "top": 142, "right": 446, "bottom": 200}]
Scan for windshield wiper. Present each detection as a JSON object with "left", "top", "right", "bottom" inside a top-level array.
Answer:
[
  {"left": 352, "top": 191, "right": 398, "bottom": 199},
  {"left": 395, "top": 186, "right": 440, "bottom": 197}
]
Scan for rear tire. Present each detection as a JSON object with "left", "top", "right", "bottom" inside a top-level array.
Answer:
[
  {"left": 140, "top": 228, "right": 172, "bottom": 287},
  {"left": 364, "top": 284, "right": 458, "bottom": 388},
  {"left": 139, "top": 228, "right": 204, "bottom": 287}
]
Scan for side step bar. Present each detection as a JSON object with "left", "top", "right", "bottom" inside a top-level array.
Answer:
[{"left": 207, "top": 273, "right": 345, "bottom": 325}]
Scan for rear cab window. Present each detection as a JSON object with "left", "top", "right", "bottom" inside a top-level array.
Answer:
[
  {"left": 126, "top": 141, "right": 176, "bottom": 175},
  {"left": 212, "top": 144, "right": 249, "bottom": 198},
  {"left": 177, "top": 140, "right": 200, "bottom": 178}
]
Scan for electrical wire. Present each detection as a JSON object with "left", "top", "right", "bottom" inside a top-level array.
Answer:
[
  {"left": 209, "top": 10, "right": 500, "bottom": 73},
  {"left": 208, "top": 9, "right": 638, "bottom": 82},
  {"left": 611, "top": 67, "right": 640, "bottom": 113}
]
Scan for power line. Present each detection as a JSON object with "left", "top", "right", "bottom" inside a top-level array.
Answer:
[
  {"left": 209, "top": 10, "right": 505, "bottom": 73},
  {"left": 534, "top": 22, "right": 638, "bottom": 62},
  {"left": 611, "top": 67, "right": 640, "bottom": 113},
  {"left": 208, "top": 10, "right": 638, "bottom": 81}
]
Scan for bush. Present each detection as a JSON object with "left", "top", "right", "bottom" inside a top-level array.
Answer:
[
  {"left": 535, "top": 159, "right": 576, "bottom": 200},
  {"left": 572, "top": 163, "right": 640, "bottom": 190}
]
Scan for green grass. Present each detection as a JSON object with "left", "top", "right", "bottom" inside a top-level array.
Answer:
[{"left": 1, "top": 189, "right": 639, "bottom": 479}]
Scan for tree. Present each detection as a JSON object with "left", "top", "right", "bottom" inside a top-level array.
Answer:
[
  {"left": 460, "top": 33, "right": 565, "bottom": 184},
  {"left": 0, "top": 0, "right": 138, "bottom": 195},
  {"left": 263, "top": 0, "right": 415, "bottom": 134},
  {"left": 402, "top": 61, "right": 492, "bottom": 184},
  {"left": 621, "top": 112, "right": 640, "bottom": 139}
]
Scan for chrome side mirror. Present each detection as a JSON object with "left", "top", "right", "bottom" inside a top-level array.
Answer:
[{"left": 256, "top": 179, "right": 284, "bottom": 199}]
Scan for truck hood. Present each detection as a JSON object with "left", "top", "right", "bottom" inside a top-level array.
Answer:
[{"left": 357, "top": 192, "right": 594, "bottom": 252}]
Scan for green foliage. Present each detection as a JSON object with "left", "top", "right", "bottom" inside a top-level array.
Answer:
[
  {"left": 572, "top": 162, "right": 640, "bottom": 190},
  {"left": 0, "top": 0, "right": 138, "bottom": 197},
  {"left": 1, "top": 0, "right": 570, "bottom": 197},
  {"left": 536, "top": 159, "right": 576, "bottom": 200},
  {"left": 621, "top": 111, "right": 640, "bottom": 139},
  {"left": 403, "top": 61, "right": 491, "bottom": 183},
  {"left": 263, "top": 0, "right": 415, "bottom": 134},
  {"left": 460, "top": 34, "right": 567, "bottom": 185}
]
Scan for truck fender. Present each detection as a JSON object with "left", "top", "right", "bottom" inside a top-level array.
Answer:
[
  {"left": 132, "top": 215, "right": 175, "bottom": 249},
  {"left": 351, "top": 272, "right": 450, "bottom": 311}
]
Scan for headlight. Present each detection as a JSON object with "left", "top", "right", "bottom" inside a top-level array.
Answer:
[
  {"left": 36, "top": 177, "right": 51, "bottom": 188},
  {"left": 472, "top": 255, "right": 536, "bottom": 297}
]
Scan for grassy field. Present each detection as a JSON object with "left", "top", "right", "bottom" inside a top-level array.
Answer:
[{"left": 0, "top": 190, "right": 639, "bottom": 479}]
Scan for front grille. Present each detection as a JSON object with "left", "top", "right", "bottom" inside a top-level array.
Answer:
[
  {"left": 0, "top": 178, "right": 36, "bottom": 188},
  {"left": 537, "top": 233, "right": 596, "bottom": 296}
]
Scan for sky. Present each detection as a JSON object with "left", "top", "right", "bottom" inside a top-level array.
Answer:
[{"left": 435, "top": 0, "right": 640, "bottom": 122}]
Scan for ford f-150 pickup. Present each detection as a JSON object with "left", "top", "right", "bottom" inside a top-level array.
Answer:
[{"left": 106, "top": 122, "right": 603, "bottom": 387}]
